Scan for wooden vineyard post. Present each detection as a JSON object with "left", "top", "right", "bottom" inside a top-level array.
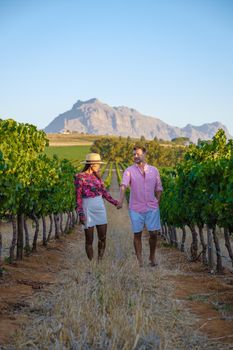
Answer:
[
  {"left": 224, "top": 227, "right": 233, "bottom": 267},
  {"left": 47, "top": 214, "right": 53, "bottom": 242},
  {"left": 189, "top": 225, "right": 198, "bottom": 261},
  {"left": 181, "top": 226, "right": 186, "bottom": 252},
  {"left": 207, "top": 225, "right": 214, "bottom": 270},
  {"left": 24, "top": 215, "right": 31, "bottom": 254},
  {"left": 198, "top": 224, "right": 207, "bottom": 265},
  {"left": 0, "top": 232, "right": 3, "bottom": 277},
  {"left": 17, "top": 213, "right": 24, "bottom": 260},
  {"left": 42, "top": 216, "right": 47, "bottom": 245},
  {"left": 212, "top": 226, "right": 223, "bottom": 273},
  {"left": 32, "top": 214, "right": 40, "bottom": 252},
  {"left": 9, "top": 215, "right": 17, "bottom": 263}
]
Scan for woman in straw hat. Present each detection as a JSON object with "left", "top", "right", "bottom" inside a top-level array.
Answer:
[{"left": 74, "top": 153, "right": 119, "bottom": 261}]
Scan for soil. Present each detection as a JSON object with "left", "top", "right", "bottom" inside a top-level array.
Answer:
[
  {"left": 0, "top": 173, "right": 233, "bottom": 348},
  {"left": 1, "top": 235, "right": 232, "bottom": 348},
  {"left": 0, "top": 238, "right": 73, "bottom": 345},
  {"left": 159, "top": 244, "right": 233, "bottom": 345}
]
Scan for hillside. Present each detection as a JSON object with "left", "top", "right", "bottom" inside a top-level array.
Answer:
[{"left": 44, "top": 98, "right": 231, "bottom": 143}]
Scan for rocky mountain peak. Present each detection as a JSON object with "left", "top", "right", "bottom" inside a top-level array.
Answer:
[
  {"left": 45, "top": 98, "right": 231, "bottom": 143},
  {"left": 72, "top": 98, "right": 101, "bottom": 110}
]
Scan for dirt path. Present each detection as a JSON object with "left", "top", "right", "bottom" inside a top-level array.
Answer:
[{"left": 0, "top": 172, "right": 233, "bottom": 349}]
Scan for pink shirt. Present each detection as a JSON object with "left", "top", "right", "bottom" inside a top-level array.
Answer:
[{"left": 121, "top": 164, "right": 163, "bottom": 213}]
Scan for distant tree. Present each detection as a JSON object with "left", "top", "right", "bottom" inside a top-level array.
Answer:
[
  {"left": 171, "top": 137, "right": 190, "bottom": 145},
  {"left": 197, "top": 138, "right": 202, "bottom": 146},
  {"left": 90, "top": 136, "right": 186, "bottom": 167}
]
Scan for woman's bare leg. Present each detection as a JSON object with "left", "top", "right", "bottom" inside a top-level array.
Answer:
[
  {"left": 84, "top": 227, "right": 94, "bottom": 260},
  {"left": 96, "top": 224, "right": 107, "bottom": 260}
]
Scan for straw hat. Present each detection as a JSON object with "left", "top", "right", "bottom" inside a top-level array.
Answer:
[{"left": 81, "top": 153, "right": 106, "bottom": 164}]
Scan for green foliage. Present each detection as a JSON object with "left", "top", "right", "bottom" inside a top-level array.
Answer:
[
  {"left": 116, "top": 162, "right": 130, "bottom": 202},
  {"left": 160, "top": 129, "right": 233, "bottom": 231},
  {"left": 100, "top": 162, "right": 108, "bottom": 177},
  {"left": 0, "top": 119, "right": 77, "bottom": 219},
  {"left": 171, "top": 137, "right": 190, "bottom": 145},
  {"left": 115, "top": 162, "right": 123, "bottom": 185},
  {"left": 45, "top": 145, "right": 90, "bottom": 166},
  {"left": 0, "top": 119, "right": 48, "bottom": 215},
  {"left": 104, "top": 162, "right": 113, "bottom": 189},
  {"left": 91, "top": 137, "right": 186, "bottom": 167}
]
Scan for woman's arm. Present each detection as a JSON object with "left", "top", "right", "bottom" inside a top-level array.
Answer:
[
  {"left": 101, "top": 181, "right": 119, "bottom": 206},
  {"left": 74, "top": 175, "right": 85, "bottom": 222}
]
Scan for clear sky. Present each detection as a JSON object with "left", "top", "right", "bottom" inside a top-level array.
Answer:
[{"left": 0, "top": 0, "right": 233, "bottom": 134}]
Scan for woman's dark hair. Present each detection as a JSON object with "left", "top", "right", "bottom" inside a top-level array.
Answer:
[
  {"left": 82, "top": 164, "right": 92, "bottom": 172},
  {"left": 81, "top": 163, "right": 101, "bottom": 179}
]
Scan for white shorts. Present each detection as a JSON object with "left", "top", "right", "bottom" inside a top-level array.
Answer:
[{"left": 82, "top": 196, "right": 107, "bottom": 229}]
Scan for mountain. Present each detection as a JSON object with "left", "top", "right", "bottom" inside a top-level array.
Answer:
[{"left": 44, "top": 98, "right": 231, "bottom": 143}]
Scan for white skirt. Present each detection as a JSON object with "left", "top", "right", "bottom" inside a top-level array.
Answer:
[{"left": 82, "top": 196, "right": 107, "bottom": 229}]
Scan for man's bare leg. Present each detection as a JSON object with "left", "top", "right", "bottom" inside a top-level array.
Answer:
[
  {"left": 149, "top": 230, "right": 158, "bottom": 266},
  {"left": 134, "top": 232, "right": 143, "bottom": 266}
]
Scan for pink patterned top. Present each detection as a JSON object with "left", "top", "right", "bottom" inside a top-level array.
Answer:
[{"left": 74, "top": 172, "right": 118, "bottom": 219}]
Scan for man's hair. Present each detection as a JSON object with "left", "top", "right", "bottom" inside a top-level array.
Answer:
[{"left": 133, "top": 145, "right": 147, "bottom": 153}]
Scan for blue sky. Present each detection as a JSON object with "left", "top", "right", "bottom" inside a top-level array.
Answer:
[{"left": 0, "top": 0, "right": 233, "bottom": 134}]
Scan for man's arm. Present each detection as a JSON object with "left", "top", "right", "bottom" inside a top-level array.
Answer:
[
  {"left": 155, "top": 190, "right": 162, "bottom": 205},
  {"left": 118, "top": 168, "right": 131, "bottom": 208},
  {"left": 154, "top": 168, "right": 163, "bottom": 206},
  {"left": 117, "top": 184, "right": 126, "bottom": 208}
]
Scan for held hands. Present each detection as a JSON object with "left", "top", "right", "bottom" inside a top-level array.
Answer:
[
  {"left": 116, "top": 201, "right": 123, "bottom": 209},
  {"left": 117, "top": 185, "right": 125, "bottom": 210}
]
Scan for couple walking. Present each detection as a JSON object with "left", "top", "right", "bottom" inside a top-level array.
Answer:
[{"left": 74, "top": 145, "right": 163, "bottom": 267}]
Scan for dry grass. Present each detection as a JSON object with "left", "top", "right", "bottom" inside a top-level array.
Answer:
[
  {"left": 46, "top": 133, "right": 111, "bottom": 146},
  {"left": 14, "top": 236, "right": 203, "bottom": 349},
  {"left": 13, "top": 174, "right": 229, "bottom": 350},
  {"left": 46, "top": 133, "right": 186, "bottom": 147},
  {"left": 48, "top": 141, "right": 93, "bottom": 146}
]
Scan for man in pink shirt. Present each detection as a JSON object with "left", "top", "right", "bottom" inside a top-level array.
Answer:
[{"left": 118, "top": 145, "right": 163, "bottom": 267}]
